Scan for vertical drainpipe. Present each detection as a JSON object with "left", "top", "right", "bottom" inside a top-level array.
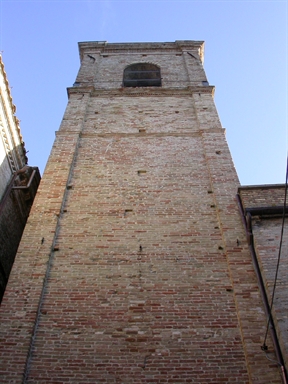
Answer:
[{"left": 236, "top": 193, "right": 287, "bottom": 384}]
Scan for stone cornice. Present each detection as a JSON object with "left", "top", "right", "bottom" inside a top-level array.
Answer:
[
  {"left": 78, "top": 40, "right": 204, "bottom": 63},
  {"left": 0, "top": 56, "right": 27, "bottom": 167},
  {"left": 0, "top": 56, "right": 16, "bottom": 114},
  {"left": 0, "top": 56, "right": 26, "bottom": 154}
]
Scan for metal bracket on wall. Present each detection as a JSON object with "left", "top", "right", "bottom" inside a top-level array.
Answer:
[{"left": 12, "top": 169, "right": 37, "bottom": 190}]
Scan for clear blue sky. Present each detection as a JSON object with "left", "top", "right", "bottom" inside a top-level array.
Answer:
[{"left": 0, "top": 0, "right": 287, "bottom": 185}]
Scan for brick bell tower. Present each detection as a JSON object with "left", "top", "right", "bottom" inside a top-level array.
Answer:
[{"left": 0, "top": 41, "right": 283, "bottom": 383}]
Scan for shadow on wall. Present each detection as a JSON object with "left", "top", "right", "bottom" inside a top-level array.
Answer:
[{"left": 0, "top": 146, "right": 40, "bottom": 303}]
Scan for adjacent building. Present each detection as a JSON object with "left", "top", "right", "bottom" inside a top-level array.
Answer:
[
  {"left": 0, "top": 55, "right": 40, "bottom": 302},
  {"left": 238, "top": 184, "right": 288, "bottom": 375}
]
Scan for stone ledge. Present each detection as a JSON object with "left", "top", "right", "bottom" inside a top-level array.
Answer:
[{"left": 67, "top": 85, "right": 215, "bottom": 98}]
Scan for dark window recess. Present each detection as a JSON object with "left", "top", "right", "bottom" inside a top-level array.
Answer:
[{"left": 123, "top": 63, "right": 161, "bottom": 87}]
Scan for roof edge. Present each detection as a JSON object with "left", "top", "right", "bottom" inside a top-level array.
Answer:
[{"left": 78, "top": 40, "right": 205, "bottom": 63}]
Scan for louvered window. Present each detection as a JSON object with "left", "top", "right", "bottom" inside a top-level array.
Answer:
[{"left": 123, "top": 63, "right": 161, "bottom": 87}]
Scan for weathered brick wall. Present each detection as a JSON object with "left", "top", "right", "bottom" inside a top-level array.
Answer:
[
  {"left": 239, "top": 185, "right": 288, "bottom": 371},
  {"left": 0, "top": 41, "right": 282, "bottom": 383},
  {"left": 240, "top": 185, "right": 285, "bottom": 209}
]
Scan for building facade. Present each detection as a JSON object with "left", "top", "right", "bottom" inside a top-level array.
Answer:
[
  {"left": 0, "top": 41, "right": 286, "bottom": 383},
  {"left": 0, "top": 55, "right": 40, "bottom": 302},
  {"left": 238, "top": 185, "right": 288, "bottom": 375}
]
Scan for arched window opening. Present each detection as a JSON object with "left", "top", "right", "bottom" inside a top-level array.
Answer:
[{"left": 123, "top": 63, "right": 161, "bottom": 87}]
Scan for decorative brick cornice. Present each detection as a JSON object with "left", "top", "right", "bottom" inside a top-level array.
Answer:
[
  {"left": 78, "top": 40, "right": 205, "bottom": 63},
  {"left": 77, "top": 132, "right": 203, "bottom": 139},
  {"left": 67, "top": 85, "right": 215, "bottom": 98}
]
